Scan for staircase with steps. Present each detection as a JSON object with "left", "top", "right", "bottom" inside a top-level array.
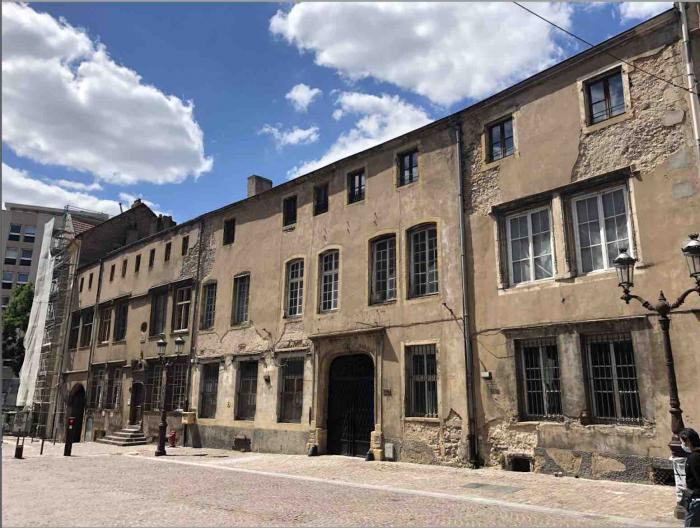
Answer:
[{"left": 96, "top": 425, "right": 149, "bottom": 446}]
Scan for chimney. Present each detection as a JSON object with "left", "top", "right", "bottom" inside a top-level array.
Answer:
[
  {"left": 131, "top": 198, "right": 142, "bottom": 209},
  {"left": 247, "top": 175, "right": 273, "bottom": 197}
]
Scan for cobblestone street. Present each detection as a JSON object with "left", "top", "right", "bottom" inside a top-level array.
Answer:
[{"left": 1, "top": 437, "right": 682, "bottom": 527}]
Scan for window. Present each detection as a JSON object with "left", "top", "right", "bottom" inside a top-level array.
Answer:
[
  {"left": 181, "top": 236, "right": 189, "bottom": 256},
  {"left": 145, "top": 358, "right": 187, "bottom": 411},
  {"left": 79, "top": 309, "right": 94, "bottom": 348},
  {"left": 313, "top": 184, "right": 329, "bottom": 215},
  {"left": 586, "top": 69, "right": 625, "bottom": 124},
  {"left": 88, "top": 367, "right": 105, "bottom": 408},
  {"left": 23, "top": 226, "right": 36, "bottom": 244},
  {"left": 164, "top": 242, "right": 172, "bottom": 262},
  {"left": 109, "top": 264, "right": 115, "bottom": 282},
  {"left": 370, "top": 235, "right": 396, "bottom": 304},
  {"left": 406, "top": 344, "right": 438, "bottom": 418},
  {"left": 20, "top": 249, "right": 32, "bottom": 266},
  {"left": 113, "top": 301, "right": 128, "bottom": 341},
  {"left": 199, "top": 363, "right": 219, "bottom": 418},
  {"left": 200, "top": 283, "right": 217, "bottom": 329},
  {"left": 507, "top": 208, "right": 553, "bottom": 285},
  {"left": 149, "top": 290, "right": 168, "bottom": 336},
  {"left": 17, "top": 273, "right": 28, "bottom": 285},
  {"left": 398, "top": 149, "right": 419, "bottom": 186},
  {"left": 283, "top": 196, "right": 297, "bottom": 227},
  {"left": 135, "top": 254, "right": 141, "bottom": 273},
  {"left": 236, "top": 361, "right": 258, "bottom": 420},
  {"left": 572, "top": 186, "right": 630, "bottom": 274},
  {"left": 149, "top": 248, "right": 155, "bottom": 268},
  {"left": 279, "top": 358, "right": 304, "bottom": 423},
  {"left": 88, "top": 273, "right": 93, "bottom": 289},
  {"left": 79, "top": 277, "right": 84, "bottom": 292},
  {"left": 104, "top": 368, "right": 122, "bottom": 410},
  {"left": 285, "top": 260, "right": 304, "bottom": 317},
  {"left": 121, "top": 259, "right": 127, "bottom": 278},
  {"left": 144, "top": 362, "right": 163, "bottom": 411},
  {"left": 8, "top": 224, "right": 21, "bottom": 242},
  {"left": 2, "top": 272, "right": 12, "bottom": 290},
  {"left": 232, "top": 274, "right": 250, "bottom": 324},
  {"left": 173, "top": 286, "right": 191, "bottom": 331},
  {"left": 68, "top": 312, "right": 81, "bottom": 349},
  {"left": 347, "top": 170, "right": 365, "bottom": 203},
  {"left": 408, "top": 224, "right": 438, "bottom": 297},
  {"left": 4, "top": 248, "right": 17, "bottom": 265},
  {"left": 319, "top": 250, "right": 339, "bottom": 312},
  {"left": 223, "top": 218, "right": 236, "bottom": 245},
  {"left": 487, "top": 117, "right": 514, "bottom": 162},
  {"left": 98, "top": 306, "right": 111, "bottom": 343},
  {"left": 518, "top": 338, "right": 562, "bottom": 420},
  {"left": 584, "top": 333, "right": 641, "bottom": 423}
]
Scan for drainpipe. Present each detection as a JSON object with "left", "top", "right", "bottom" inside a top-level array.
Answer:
[
  {"left": 453, "top": 123, "right": 480, "bottom": 468},
  {"left": 679, "top": 1, "right": 700, "bottom": 179}
]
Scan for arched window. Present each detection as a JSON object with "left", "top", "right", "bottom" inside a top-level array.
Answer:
[
  {"left": 408, "top": 223, "right": 438, "bottom": 298},
  {"left": 285, "top": 259, "right": 304, "bottom": 317},
  {"left": 319, "top": 250, "right": 340, "bottom": 312}
]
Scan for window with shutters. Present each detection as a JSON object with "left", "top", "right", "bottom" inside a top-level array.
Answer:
[
  {"left": 279, "top": 358, "right": 304, "bottom": 423},
  {"left": 236, "top": 361, "right": 258, "bottom": 420},
  {"left": 406, "top": 344, "right": 438, "bottom": 418},
  {"left": 518, "top": 338, "right": 562, "bottom": 420}
]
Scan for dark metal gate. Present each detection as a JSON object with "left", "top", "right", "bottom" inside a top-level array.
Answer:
[{"left": 327, "top": 354, "right": 374, "bottom": 457}]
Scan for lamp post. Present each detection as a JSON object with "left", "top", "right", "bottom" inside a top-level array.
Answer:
[
  {"left": 612, "top": 234, "right": 700, "bottom": 456},
  {"left": 155, "top": 336, "right": 168, "bottom": 457}
]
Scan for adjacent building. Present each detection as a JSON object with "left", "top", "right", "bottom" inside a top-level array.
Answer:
[{"left": 48, "top": 6, "right": 700, "bottom": 484}]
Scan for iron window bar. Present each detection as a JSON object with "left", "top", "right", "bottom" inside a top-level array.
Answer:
[
  {"left": 518, "top": 338, "right": 563, "bottom": 420},
  {"left": 406, "top": 344, "right": 438, "bottom": 418}
]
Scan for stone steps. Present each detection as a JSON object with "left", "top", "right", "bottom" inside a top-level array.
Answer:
[{"left": 96, "top": 425, "right": 149, "bottom": 446}]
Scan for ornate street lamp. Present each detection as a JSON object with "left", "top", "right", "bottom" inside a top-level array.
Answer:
[
  {"left": 155, "top": 336, "right": 168, "bottom": 457},
  {"left": 613, "top": 235, "right": 700, "bottom": 457},
  {"left": 174, "top": 335, "right": 185, "bottom": 355}
]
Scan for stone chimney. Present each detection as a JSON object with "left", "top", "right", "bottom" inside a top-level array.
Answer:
[{"left": 247, "top": 175, "right": 273, "bottom": 197}]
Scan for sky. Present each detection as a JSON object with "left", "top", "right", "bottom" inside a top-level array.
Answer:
[{"left": 1, "top": 1, "right": 673, "bottom": 222}]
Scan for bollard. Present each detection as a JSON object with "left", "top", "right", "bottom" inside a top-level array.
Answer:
[
  {"left": 40, "top": 438, "right": 45, "bottom": 455},
  {"left": 14, "top": 435, "right": 24, "bottom": 459},
  {"left": 64, "top": 417, "right": 75, "bottom": 457}
]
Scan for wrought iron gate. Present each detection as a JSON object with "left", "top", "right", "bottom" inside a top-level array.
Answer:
[{"left": 327, "top": 354, "right": 374, "bottom": 457}]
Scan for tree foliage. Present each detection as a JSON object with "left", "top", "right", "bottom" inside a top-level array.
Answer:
[{"left": 2, "top": 283, "right": 34, "bottom": 376}]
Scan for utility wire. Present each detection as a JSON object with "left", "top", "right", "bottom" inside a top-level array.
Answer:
[{"left": 512, "top": 2, "right": 699, "bottom": 96}]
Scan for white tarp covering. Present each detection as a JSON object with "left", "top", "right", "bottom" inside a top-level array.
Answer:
[{"left": 16, "top": 218, "right": 55, "bottom": 408}]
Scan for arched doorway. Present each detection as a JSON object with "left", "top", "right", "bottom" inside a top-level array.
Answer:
[
  {"left": 327, "top": 354, "right": 374, "bottom": 457},
  {"left": 129, "top": 382, "right": 144, "bottom": 425},
  {"left": 67, "top": 384, "right": 86, "bottom": 443}
]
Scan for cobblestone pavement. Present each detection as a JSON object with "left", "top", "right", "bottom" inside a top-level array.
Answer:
[{"left": 2, "top": 437, "right": 681, "bottom": 527}]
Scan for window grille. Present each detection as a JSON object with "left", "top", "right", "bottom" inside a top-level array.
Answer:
[
  {"left": 200, "top": 283, "right": 217, "bottom": 329},
  {"left": 283, "top": 196, "right": 297, "bottom": 227},
  {"left": 285, "top": 260, "right": 304, "bottom": 317},
  {"left": 406, "top": 344, "right": 438, "bottom": 418},
  {"left": 586, "top": 70, "right": 625, "bottom": 124},
  {"left": 233, "top": 274, "right": 250, "bottom": 324},
  {"left": 79, "top": 309, "right": 94, "bottom": 348},
  {"left": 113, "top": 301, "right": 128, "bottom": 341},
  {"left": 173, "top": 286, "right": 191, "bottom": 331},
  {"left": 347, "top": 170, "right": 365, "bottom": 203},
  {"left": 279, "top": 358, "right": 304, "bottom": 423},
  {"left": 319, "top": 250, "right": 339, "bottom": 312},
  {"left": 149, "top": 290, "right": 168, "bottom": 336},
  {"left": 398, "top": 150, "right": 419, "bottom": 186},
  {"left": 519, "top": 338, "right": 562, "bottom": 420},
  {"left": 314, "top": 184, "right": 329, "bottom": 215},
  {"left": 370, "top": 235, "right": 396, "bottom": 303},
  {"left": 236, "top": 361, "right": 258, "bottom": 420},
  {"left": 223, "top": 218, "right": 236, "bottom": 245},
  {"left": 199, "top": 363, "right": 219, "bottom": 418},
  {"left": 409, "top": 225, "right": 438, "bottom": 297},
  {"left": 507, "top": 208, "right": 553, "bottom": 284},
  {"left": 98, "top": 306, "right": 111, "bottom": 343},
  {"left": 583, "top": 333, "right": 642, "bottom": 424},
  {"left": 573, "top": 186, "right": 630, "bottom": 273},
  {"left": 488, "top": 117, "right": 514, "bottom": 161}
]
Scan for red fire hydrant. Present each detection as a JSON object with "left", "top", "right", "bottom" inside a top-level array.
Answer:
[{"left": 168, "top": 429, "right": 177, "bottom": 448}]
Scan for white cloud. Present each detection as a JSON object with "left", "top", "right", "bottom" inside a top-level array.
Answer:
[
  {"left": 285, "top": 83, "right": 322, "bottom": 112},
  {"left": 259, "top": 124, "right": 320, "bottom": 147},
  {"left": 287, "top": 92, "right": 431, "bottom": 178},
  {"left": 2, "top": 163, "right": 121, "bottom": 216},
  {"left": 53, "top": 179, "right": 103, "bottom": 192},
  {"left": 618, "top": 2, "right": 673, "bottom": 22},
  {"left": 270, "top": 3, "right": 573, "bottom": 106},
  {"left": 2, "top": 3, "right": 212, "bottom": 185}
]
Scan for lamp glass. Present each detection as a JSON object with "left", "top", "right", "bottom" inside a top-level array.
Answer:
[
  {"left": 682, "top": 234, "right": 700, "bottom": 280},
  {"left": 174, "top": 336, "right": 185, "bottom": 355},
  {"left": 156, "top": 336, "right": 167, "bottom": 356},
  {"left": 613, "top": 248, "right": 635, "bottom": 288}
]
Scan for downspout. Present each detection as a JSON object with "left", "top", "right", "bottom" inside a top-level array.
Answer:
[
  {"left": 679, "top": 1, "right": 700, "bottom": 179},
  {"left": 453, "top": 123, "right": 480, "bottom": 467},
  {"left": 183, "top": 217, "right": 205, "bottom": 446},
  {"left": 82, "top": 257, "right": 104, "bottom": 440}
]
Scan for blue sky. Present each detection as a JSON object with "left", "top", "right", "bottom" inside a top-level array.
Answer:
[{"left": 1, "top": 2, "right": 672, "bottom": 221}]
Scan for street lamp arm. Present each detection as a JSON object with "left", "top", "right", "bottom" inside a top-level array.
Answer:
[
  {"left": 620, "top": 291, "right": 656, "bottom": 312},
  {"left": 669, "top": 284, "right": 700, "bottom": 310}
]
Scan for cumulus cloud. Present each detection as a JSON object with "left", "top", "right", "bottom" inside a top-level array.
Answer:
[
  {"left": 270, "top": 3, "right": 573, "bottom": 106},
  {"left": 618, "top": 2, "right": 673, "bottom": 22},
  {"left": 287, "top": 92, "right": 431, "bottom": 178},
  {"left": 2, "top": 163, "right": 121, "bottom": 216},
  {"left": 285, "top": 83, "right": 322, "bottom": 112},
  {"left": 53, "top": 179, "right": 103, "bottom": 192},
  {"left": 2, "top": 3, "right": 213, "bottom": 185},
  {"left": 259, "top": 124, "right": 320, "bottom": 147}
]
